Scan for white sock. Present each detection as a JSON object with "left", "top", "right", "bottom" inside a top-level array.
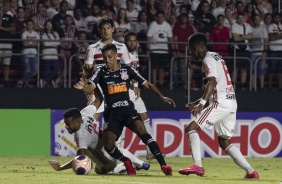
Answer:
[
  {"left": 119, "top": 148, "right": 144, "bottom": 166},
  {"left": 144, "top": 119, "right": 152, "bottom": 155},
  {"left": 113, "top": 163, "right": 126, "bottom": 173},
  {"left": 226, "top": 144, "right": 254, "bottom": 174},
  {"left": 187, "top": 130, "right": 202, "bottom": 167}
]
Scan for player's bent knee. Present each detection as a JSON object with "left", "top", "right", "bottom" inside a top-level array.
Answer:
[{"left": 218, "top": 135, "right": 231, "bottom": 150}]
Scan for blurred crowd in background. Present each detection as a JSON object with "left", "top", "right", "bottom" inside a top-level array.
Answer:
[{"left": 0, "top": 0, "right": 281, "bottom": 91}]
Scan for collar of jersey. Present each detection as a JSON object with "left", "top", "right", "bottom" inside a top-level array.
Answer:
[{"left": 107, "top": 63, "right": 121, "bottom": 72}]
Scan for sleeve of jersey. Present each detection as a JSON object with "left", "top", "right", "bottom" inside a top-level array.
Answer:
[
  {"left": 203, "top": 56, "right": 218, "bottom": 79},
  {"left": 75, "top": 129, "right": 91, "bottom": 150},
  {"left": 84, "top": 46, "right": 95, "bottom": 65},
  {"left": 81, "top": 105, "right": 97, "bottom": 118},
  {"left": 88, "top": 67, "right": 101, "bottom": 87},
  {"left": 128, "top": 67, "right": 146, "bottom": 85},
  {"left": 121, "top": 45, "right": 132, "bottom": 65}
]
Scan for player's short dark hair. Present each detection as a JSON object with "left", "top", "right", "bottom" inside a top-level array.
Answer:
[
  {"left": 124, "top": 31, "right": 137, "bottom": 40},
  {"left": 101, "top": 43, "right": 117, "bottom": 53},
  {"left": 97, "top": 16, "right": 114, "bottom": 30},
  {"left": 63, "top": 108, "right": 81, "bottom": 119},
  {"left": 188, "top": 33, "right": 207, "bottom": 46}
]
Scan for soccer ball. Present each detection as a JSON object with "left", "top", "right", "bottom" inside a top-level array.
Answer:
[{"left": 72, "top": 155, "right": 93, "bottom": 175}]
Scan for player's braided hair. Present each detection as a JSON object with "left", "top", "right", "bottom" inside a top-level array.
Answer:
[
  {"left": 188, "top": 33, "right": 207, "bottom": 46},
  {"left": 64, "top": 108, "right": 81, "bottom": 119}
]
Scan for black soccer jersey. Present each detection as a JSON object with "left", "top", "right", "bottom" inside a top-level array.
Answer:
[{"left": 88, "top": 64, "right": 147, "bottom": 110}]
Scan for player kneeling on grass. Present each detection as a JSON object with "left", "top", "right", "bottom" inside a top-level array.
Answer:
[{"left": 49, "top": 87, "right": 150, "bottom": 174}]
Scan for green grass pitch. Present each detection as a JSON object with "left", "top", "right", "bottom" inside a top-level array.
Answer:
[{"left": 0, "top": 156, "right": 280, "bottom": 184}]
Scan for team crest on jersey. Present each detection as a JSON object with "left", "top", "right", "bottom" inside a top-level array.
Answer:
[{"left": 120, "top": 71, "right": 129, "bottom": 80}]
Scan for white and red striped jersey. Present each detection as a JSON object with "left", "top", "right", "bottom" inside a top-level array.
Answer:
[
  {"left": 85, "top": 40, "right": 131, "bottom": 66},
  {"left": 202, "top": 52, "right": 237, "bottom": 109},
  {"left": 129, "top": 51, "right": 139, "bottom": 71},
  {"left": 74, "top": 105, "right": 100, "bottom": 150}
]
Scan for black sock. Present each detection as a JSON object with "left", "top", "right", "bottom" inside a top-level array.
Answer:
[
  {"left": 140, "top": 133, "right": 166, "bottom": 166},
  {"left": 105, "top": 146, "right": 127, "bottom": 162}
]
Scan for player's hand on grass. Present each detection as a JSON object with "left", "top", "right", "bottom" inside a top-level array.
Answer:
[
  {"left": 48, "top": 160, "right": 62, "bottom": 171},
  {"left": 162, "top": 97, "right": 176, "bottom": 107},
  {"left": 134, "top": 87, "right": 140, "bottom": 100},
  {"left": 74, "top": 78, "right": 85, "bottom": 90}
]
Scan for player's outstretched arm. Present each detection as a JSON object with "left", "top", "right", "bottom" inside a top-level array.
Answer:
[
  {"left": 74, "top": 77, "right": 95, "bottom": 94},
  {"left": 90, "top": 87, "right": 104, "bottom": 109},
  {"left": 49, "top": 148, "right": 88, "bottom": 171},
  {"left": 143, "top": 81, "right": 176, "bottom": 107},
  {"left": 48, "top": 160, "right": 72, "bottom": 171}
]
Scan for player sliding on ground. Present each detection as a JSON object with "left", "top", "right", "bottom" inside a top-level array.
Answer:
[
  {"left": 178, "top": 33, "right": 259, "bottom": 179},
  {"left": 49, "top": 87, "right": 150, "bottom": 174}
]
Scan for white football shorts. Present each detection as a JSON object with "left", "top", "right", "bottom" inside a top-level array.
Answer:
[
  {"left": 129, "top": 89, "right": 147, "bottom": 113},
  {"left": 191, "top": 103, "right": 237, "bottom": 139}
]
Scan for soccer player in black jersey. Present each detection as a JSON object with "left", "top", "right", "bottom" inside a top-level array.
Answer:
[{"left": 75, "top": 43, "right": 175, "bottom": 176}]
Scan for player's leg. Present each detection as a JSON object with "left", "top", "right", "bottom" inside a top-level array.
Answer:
[
  {"left": 102, "top": 110, "right": 136, "bottom": 175},
  {"left": 178, "top": 120, "right": 204, "bottom": 176},
  {"left": 119, "top": 148, "right": 150, "bottom": 170},
  {"left": 128, "top": 118, "right": 172, "bottom": 176},
  {"left": 179, "top": 106, "right": 229, "bottom": 176},
  {"left": 216, "top": 112, "right": 259, "bottom": 179}
]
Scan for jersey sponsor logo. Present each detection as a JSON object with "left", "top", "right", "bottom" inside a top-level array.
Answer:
[
  {"left": 120, "top": 71, "right": 129, "bottom": 80},
  {"left": 226, "top": 94, "right": 236, "bottom": 100},
  {"left": 85, "top": 117, "right": 95, "bottom": 134},
  {"left": 205, "top": 120, "right": 214, "bottom": 126},
  {"left": 108, "top": 83, "right": 128, "bottom": 94},
  {"left": 112, "top": 100, "right": 129, "bottom": 108}
]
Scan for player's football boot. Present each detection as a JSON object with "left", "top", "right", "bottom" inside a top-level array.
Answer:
[
  {"left": 124, "top": 159, "right": 136, "bottom": 175},
  {"left": 178, "top": 165, "right": 205, "bottom": 176},
  {"left": 161, "top": 165, "right": 173, "bottom": 176},
  {"left": 134, "top": 162, "right": 150, "bottom": 171},
  {"left": 243, "top": 171, "right": 259, "bottom": 179},
  {"left": 146, "top": 153, "right": 166, "bottom": 160}
]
